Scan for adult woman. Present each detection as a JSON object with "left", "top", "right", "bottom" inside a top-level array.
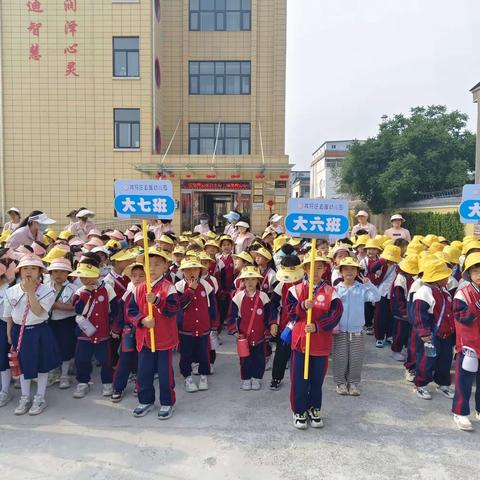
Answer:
[
  {"left": 3, "top": 208, "right": 22, "bottom": 233},
  {"left": 223, "top": 211, "right": 241, "bottom": 238},
  {"left": 193, "top": 213, "right": 211, "bottom": 236},
  {"left": 268, "top": 214, "right": 284, "bottom": 235},
  {"left": 234, "top": 221, "right": 255, "bottom": 254},
  {"left": 69, "top": 209, "right": 96, "bottom": 242},
  {"left": 351, "top": 210, "right": 377, "bottom": 238},
  {"left": 384, "top": 214, "right": 411, "bottom": 241},
  {"left": 6, "top": 211, "right": 56, "bottom": 250}
]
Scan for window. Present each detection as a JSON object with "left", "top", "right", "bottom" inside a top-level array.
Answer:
[
  {"left": 114, "top": 109, "right": 140, "bottom": 149},
  {"left": 113, "top": 37, "right": 139, "bottom": 77},
  {"left": 189, "top": 0, "right": 251, "bottom": 31},
  {"left": 189, "top": 61, "right": 250, "bottom": 95},
  {"left": 189, "top": 123, "right": 250, "bottom": 155}
]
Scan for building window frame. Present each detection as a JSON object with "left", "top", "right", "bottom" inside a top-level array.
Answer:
[
  {"left": 189, "top": 0, "right": 251, "bottom": 32},
  {"left": 114, "top": 108, "right": 140, "bottom": 149},
  {"left": 113, "top": 36, "right": 140, "bottom": 78},
  {"left": 189, "top": 61, "right": 251, "bottom": 95},
  {"left": 189, "top": 122, "right": 250, "bottom": 155}
]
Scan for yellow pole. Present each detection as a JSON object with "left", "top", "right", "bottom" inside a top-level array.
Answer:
[
  {"left": 142, "top": 220, "right": 156, "bottom": 352},
  {"left": 304, "top": 238, "right": 317, "bottom": 380}
]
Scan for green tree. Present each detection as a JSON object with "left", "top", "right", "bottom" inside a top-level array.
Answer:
[{"left": 340, "top": 105, "right": 476, "bottom": 213}]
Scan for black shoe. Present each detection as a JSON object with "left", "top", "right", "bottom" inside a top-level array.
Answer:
[
  {"left": 111, "top": 390, "right": 123, "bottom": 403},
  {"left": 269, "top": 379, "right": 281, "bottom": 391}
]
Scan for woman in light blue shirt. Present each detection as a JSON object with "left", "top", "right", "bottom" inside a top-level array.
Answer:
[{"left": 333, "top": 258, "right": 381, "bottom": 396}]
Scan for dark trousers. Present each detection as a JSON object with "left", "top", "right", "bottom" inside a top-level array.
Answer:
[
  {"left": 391, "top": 318, "right": 410, "bottom": 353},
  {"left": 364, "top": 302, "right": 375, "bottom": 328},
  {"left": 272, "top": 337, "right": 291, "bottom": 382},
  {"left": 179, "top": 334, "right": 210, "bottom": 377},
  {"left": 240, "top": 343, "right": 266, "bottom": 380},
  {"left": 113, "top": 350, "right": 138, "bottom": 392},
  {"left": 452, "top": 353, "right": 480, "bottom": 416},
  {"left": 75, "top": 340, "right": 112, "bottom": 384},
  {"left": 414, "top": 335, "right": 453, "bottom": 387},
  {"left": 290, "top": 350, "right": 328, "bottom": 414},
  {"left": 374, "top": 297, "right": 393, "bottom": 341},
  {"left": 404, "top": 327, "right": 417, "bottom": 371},
  {"left": 218, "top": 296, "right": 231, "bottom": 332},
  {"left": 137, "top": 347, "right": 175, "bottom": 406}
]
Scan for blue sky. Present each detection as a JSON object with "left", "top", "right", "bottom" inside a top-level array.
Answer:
[{"left": 285, "top": 0, "right": 479, "bottom": 170}]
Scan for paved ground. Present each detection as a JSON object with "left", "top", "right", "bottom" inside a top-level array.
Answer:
[{"left": 0, "top": 335, "right": 479, "bottom": 480}]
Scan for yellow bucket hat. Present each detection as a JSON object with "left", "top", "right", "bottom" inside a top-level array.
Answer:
[
  {"left": 44, "top": 229, "right": 58, "bottom": 242},
  {"left": 173, "top": 246, "right": 186, "bottom": 255},
  {"left": 122, "top": 262, "right": 145, "bottom": 278},
  {"left": 179, "top": 257, "right": 203, "bottom": 270},
  {"left": 233, "top": 251, "right": 254, "bottom": 264},
  {"left": 185, "top": 250, "right": 198, "bottom": 257},
  {"left": 463, "top": 241, "right": 480, "bottom": 256},
  {"left": 69, "top": 263, "right": 100, "bottom": 279},
  {"left": 380, "top": 245, "right": 402, "bottom": 264},
  {"left": 42, "top": 245, "right": 70, "bottom": 263},
  {"left": 418, "top": 255, "right": 436, "bottom": 274},
  {"left": 238, "top": 266, "right": 263, "bottom": 280},
  {"left": 206, "top": 231, "right": 218, "bottom": 240},
  {"left": 205, "top": 239, "right": 220, "bottom": 249},
  {"left": 398, "top": 255, "right": 419, "bottom": 275},
  {"left": 158, "top": 234, "right": 174, "bottom": 245},
  {"left": 442, "top": 246, "right": 461, "bottom": 265},
  {"left": 353, "top": 234, "right": 369, "bottom": 248},
  {"left": 219, "top": 235, "right": 234, "bottom": 244},
  {"left": 463, "top": 235, "right": 475, "bottom": 245},
  {"left": 146, "top": 246, "right": 172, "bottom": 263},
  {"left": 58, "top": 230, "right": 73, "bottom": 241},
  {"left": 383, "top": 238, "right": 394, "bottom": 248},
  {"left": 450, "top": 240, "right": 463, "bottom": 251},
  {"left": 365, "top": 238, "right": 383, "bottom": 251},
  {"left": 0, "top": 229, "right": 12, "bottom": 243},
  {"left": 412, "top": 235, "right": 424, "bottom": 242},
  {"left": 421, "top": 234, "right": 438, "bottom": 247},
  {"left": 179, "top": 235, "right": 190, "bottom": 244},
  {"left": 111, "top": 248, "right": 139, "bottom": 262},
  {"left": 190, "top": 237, "right": 205, "bottom": 248},
  {"left": 437, "top": 236, "right": 448, "bottom": 244},
  {"left": 106, "top": 239, "right": 121, "bottom": 250},
  {"left": 254, "top": 247, "right": 273, "bottom": 260},
  {"left": 288, "top": 237, "right": 302, "bottom": 247},
  {"left": 338, "top": 257, "right": 361, "bottom": 269},
  {"left": 464, "top": 252, "right": 480, "bottom": 272},
  {"left": 429, "top": 242, "right": 444, "bottom": 254},
  {"left": 422, "top": 258, "right": 452, "bottom": 283},
  {"left": 276, "top": 265, "right": 304, "bottom": 284},
  {"left": 302, "top": 252, "right": 330, "bottom": 266}
]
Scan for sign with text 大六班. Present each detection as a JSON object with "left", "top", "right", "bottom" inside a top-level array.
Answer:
[
  {"left": 114, "top": 179, "right": 175, "bottom": 219},
  {"left": 459, "top": 184, "right": 480, "bottom": 224},
  {"left": 285, "top": 198, "right": 349, "bottom": 239}
]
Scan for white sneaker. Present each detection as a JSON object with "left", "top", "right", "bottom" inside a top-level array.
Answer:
[
  {"left": 336, "top": 384, "right": 348, "bottom": 395},
  {"left": 73, "top": 383, "right": 89, "bottom": 398},
  {"left": 192, "top": 363, "right": 199, "bottom": 375},
  {"left": 404, "top": 370, "right": 415, "bottom": 383},
  {"left": 14, "top": 395, "right": 32, "bottom": 415},
  {"left": 185, "top": 376, "right": 199, "bottom": 393},
  {"left": 476, "top": 411, "right": 480, "bottom": 421},
  {"left": 158, "top": 405, "right": 174, "bottom": 420},
  {"left": 391, "top": 351, "right": 406, "bottom": 362},
  {"left": 416, "top": 386, "right": 432, "bottom": 400},
  {"left": 58, "top": 376, "right": 71, "bottom": 390},
  {"left": 437, "top": 385, "right": 454, "bottom": 399},
  {"left": 348, "top": 383, "right": 361, "bottom": 396},
  {"left": 375, "top": 340, "right": 384, "bottom": 348},
  {"left": 293, "top": 412, "right": 308, "bottom": 430},
  {"left": 0, "top": 391, "right": 12, "bottom": 407},
  {"left": 251, "top": 378, "right": 261, "bottom": 390},
  {"left": 102, "top": 383, "right": 113, "bottom": 397},
  {"left": 210, "top": 364, "right": 215, "bottom": 374},
  {"left": 241, "top": 379, "right": 252, "bottom": 391},
  {"left": 28, "top": 395, "right": 47, "bottom": 415},
  {"left": 198, "top": 375, "right": 208, "bottom": 391},
  {"left": 453, "top": 414, "right": 474, "bottom": 431},
  {"left": 386, "top": 336, "right": 393, "bottom": 344}
]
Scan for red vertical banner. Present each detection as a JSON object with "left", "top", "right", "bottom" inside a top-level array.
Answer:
[
  {"left": 63, "top": 0, "right": 79, "bottom": 77},
  {"left": 26, "top": 1, "right": 44, "bottom": 61}
]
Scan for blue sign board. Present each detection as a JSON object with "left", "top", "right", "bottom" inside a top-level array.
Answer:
[
  {"left": 285, "top": 198, "right": 349, "bottom": 239},
  {"left": 114, "top": 179, "right": 175, "bottom": 219},
  {"left": 459, "top": 184, "right": 480, "bottom": 224}
]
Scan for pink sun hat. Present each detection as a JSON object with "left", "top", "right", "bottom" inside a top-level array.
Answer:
[{"left": 16, "top": 254, "right": 46, "bottom": 272}]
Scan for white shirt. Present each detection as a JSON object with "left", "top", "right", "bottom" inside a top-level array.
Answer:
[
  {"left": 4, "top": 283, "right": 55, "bottom": 326},
  {"left": 48, "top": 281, "right": 77, "bottom": 321},
  {"left": 0, "top": 283, "right": 9, "bottom": 321}
]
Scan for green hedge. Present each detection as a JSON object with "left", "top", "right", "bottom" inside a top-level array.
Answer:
[{"left": 400, "top": 211, "right": 464, "bottom": 241}]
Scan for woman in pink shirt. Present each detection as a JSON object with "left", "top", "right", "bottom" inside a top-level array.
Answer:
[
  {"left": 234, "top": 221, "right": 255, "bottom": 254},
  {"left": 384, "top": 214, "right": 411, "bottom": 241},
  {"left": 68, "top": 209, "right": 96, "bottom": 242},
  {"left": 6, "top": 211, "right": 56, "bottom": 249}
]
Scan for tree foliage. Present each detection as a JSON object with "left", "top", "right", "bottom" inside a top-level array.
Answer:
[{"left": 339, "top": 105, "right": 476, "bottom": 213}]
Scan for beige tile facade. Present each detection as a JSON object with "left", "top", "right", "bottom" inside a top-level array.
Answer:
[{"left": 0, "top": 0, "right": 289, "bottom": 234}]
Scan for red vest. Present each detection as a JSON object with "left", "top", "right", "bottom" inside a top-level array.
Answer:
[
  {"left": 291, "top": 282, "right": 335, "bottom": 356},
  {"left": 456, "top": 285, "right": 480, "bottom": 354},
  {"left": 221, "top": 254, "right": 235, "bottom": 295},
  {"left": 236, "top": 291, "right": 269, "bottom": 346},
  {"left": 178, "top": 281, "right": 212, "bottom": 336},
  {"left": 135, "top": 278, "right": 179, "bottom": 351}
]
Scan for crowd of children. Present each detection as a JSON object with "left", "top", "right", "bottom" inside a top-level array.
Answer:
[{"left": 0, "top": 208, "right": 479, "bottom": 432}]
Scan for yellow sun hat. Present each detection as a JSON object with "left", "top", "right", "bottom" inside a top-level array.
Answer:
[
  {"left": 146, "top": 246, "right": 172, "bottom": 263},
  {"left": 288, "top": 237, "right": 302, "bottom": 247},
  {"left": 405, "top": 243, "right": 424, "bottom": 256},
  {"left": 418, "top": 255, "right": 436, "bottom": 274},
  {"left": 437, "top": 236, "right": 448, "bottom": 244},
  {"left": 382, "top": 238, "right": 394, "bottom": 248},
  {"left": 122, "top": 262, "right": 145, "bottom": 278},
  {"left": 219, "top": 235, "right": 234, "bottom": 244},
  {"left": 450, "top": 240, "right": 463, "bottom": 251},
  {"left": 173, "top": 246, "right": 186, "bottom": 255},
  {"left": 111, "top": 248, "right": 139, "bottom": 262},
  {"left": 338, "top": 257, "right": 361, "bottom": 269},
  {"left": 441, "top": 246, "right": 461, "bottom": 265},
  {"left": 42, "top": 245, "right": 70, "bottom": 263},
  {"left": 380, "top": 245, "right": 402, "bottom": 264},
  {"left": 44, "top": 229, "right": 58, "bottom": 242},
  {"left": 429, "top": 242, "right": 445, "bottom": 254},
  {"left": 238, "top": 266, "right": 263, "bottom": 280},
  {"left": 158, "top": 234, "right": 175, "bottom": 245},
  {"left": 233, "top": 251, "right": 254, "bottom": 264},
  {"left": 205, "top": 239, "right": 220, "bottom": 249},
  {"left": 463, "top": 240, "right": 480, "bottom": 256},
  {"left": 463, "top": 235, "right": 475, "bottom": 245},
  {"left": 69, "top": 263, "right": 100, "bottom": 279},
  {"left": 190, "top": 237, "right": 205, "bottom": 248},
  {"left": 262, "top": 228, "right": 276, "bottom": 240},
  {"left": 412, "top": 235, "right": 424, "bottom": 243},
  {"left": 464, "top": 252, "right": 480, "bottom": 272},
  {"left": 276, "top": 265, "right": 304, "bottom": 283},
  {"left": 197, "top": 251, "right": 213, "bottom": 262},
  {"left": 302, "top": 252, "right": 330, "bottom": 266},
  {"left": 273, "top": 235, "right": 288, "bottom": 252},
  {"left": 365, "top": 238, "right": 383, "bottom": 251},
  {"left": 422, "top": 257, "right": 452, "bottom": 283},
  {"left": 58, "top": 230, "right": 74, "bottom": 241},
  {"left": 185, "top": 249, "right": 198, "bottom": 257},
  {"left": 179, "top": 235, "right": 190, "bottom": 245},
  {"left": 106, "top": 239, "right": 122, "bottom": 250},
  {"left": 254, "top": 247, "right": 273, "bottom": 261},
  {"left": 353, "top": 234, "right": 370, "bottom": 248},
  {"left": 179, "top": 257, "right": 203, "bottom": 270},
  {"left": 398, "top": 255, "right": 419, "bottom": 276},
  {"left": 421, "top": 234, "right": 438, "bottom": 247},
  {"left": 0, "top": 229, "right": 12, "bottom": 243},
  {"left": 206, "top": 231, "right": 218, "bottom": 240}
]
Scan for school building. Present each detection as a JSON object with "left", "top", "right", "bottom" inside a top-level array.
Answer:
[{"left": 0, "top": 0, "right": 290, "bottom": 233}]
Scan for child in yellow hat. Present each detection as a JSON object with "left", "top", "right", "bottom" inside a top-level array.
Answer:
[{"left": 253, "top": 247, "right": 276, "bottom": 295}]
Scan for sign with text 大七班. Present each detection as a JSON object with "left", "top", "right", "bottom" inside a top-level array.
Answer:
[
  {"left": 285, "top": 198, "right": 349, "bottom": 239},
  {"left": 114, "top": 179, "right": 175, "bottom": 219},
  {"left": 459, "top": 184, "right": 480, "bottom": 224}
]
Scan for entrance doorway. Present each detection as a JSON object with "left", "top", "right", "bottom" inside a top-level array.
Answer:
[{"left": 199, "top": 193, "right": 234, "bottom": 233}]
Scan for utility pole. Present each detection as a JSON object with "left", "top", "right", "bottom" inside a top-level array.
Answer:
[{"left": 471, "top": 83, "right": 480, "bottom": 183}]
